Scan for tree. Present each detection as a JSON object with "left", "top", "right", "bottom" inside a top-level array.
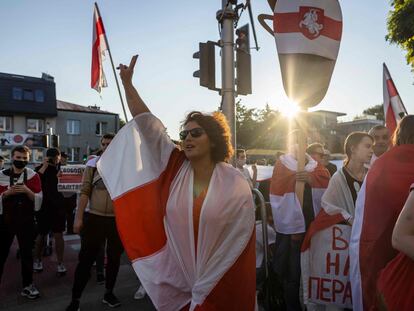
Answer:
[
  {"left": 386, "top": 1, "right": 414, "bottom": 71},
  {"left": 362, "top": 104, "right": 384, "bottom": 120},
  {"left": 235, "top": 102, "right": 287, "bottom": 150}
]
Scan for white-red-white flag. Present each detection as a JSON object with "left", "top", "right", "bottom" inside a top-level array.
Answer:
[
  {"left": 383, "top": 63, "right": 408, "bottom": 134},
  {"left": 272, "top": 0, "right": 343, "bottom": 108},
  {"left": 91, "top": 3, "right": 108, "bottom": 93}
]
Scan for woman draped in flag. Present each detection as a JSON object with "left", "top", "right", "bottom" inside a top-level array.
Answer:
[
  {"left": 301, "top": 132, "right": 373, "bottom": 310},
  {"left": 269, "top": 131, "right": 330, "bottom": 311},
  {"left": 97, "top": 56, "right": 256, "bottom": 310},
  {"left": 350, "top": 115, "right": 414, "bottom": 311},
  {"left": 320, "top": 132, "right": 373, "bottom": 224},
  {"left": 377, "top": 182, "right": 414, "bottom": 311}
]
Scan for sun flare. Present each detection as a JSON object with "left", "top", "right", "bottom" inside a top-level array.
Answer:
[{"left": 279, "top": 101, "right": 300, "bottom": 119}]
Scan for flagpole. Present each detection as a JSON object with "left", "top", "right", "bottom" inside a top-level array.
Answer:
[{"left": 94, "top": 2, "right": 129, "bottom": 123}]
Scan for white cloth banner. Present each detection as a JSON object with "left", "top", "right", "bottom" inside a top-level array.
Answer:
[{"left": 301, "top": 224, "right": 352, "bottom": 309}]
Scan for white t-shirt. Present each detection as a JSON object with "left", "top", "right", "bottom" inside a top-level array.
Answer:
[
  {"left": 255, "top": 221, "right": 276, "bottom": 268},
  {"left": 237, "top": 166, "right": 253, "bottom": 188}
]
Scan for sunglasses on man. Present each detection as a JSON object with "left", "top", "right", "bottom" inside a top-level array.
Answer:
[{"left": 179, "top": 128, "right": 205, "bottom": 140}]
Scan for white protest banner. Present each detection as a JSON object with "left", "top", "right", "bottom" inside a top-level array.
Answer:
[
  {"left": 58, "top": 165, "right": 85, "bottom": 193},
  {"left": 301, "top": 224, "right": 352, "bottom": 308}
]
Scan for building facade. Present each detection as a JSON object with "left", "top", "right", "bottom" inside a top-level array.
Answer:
[{"left": 0, "top": 72, "right": 119, "bottom": 165}]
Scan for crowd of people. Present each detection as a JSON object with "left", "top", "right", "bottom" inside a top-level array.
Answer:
[{"left": 0, "top": 55, "right": 413, "bottom": 311}]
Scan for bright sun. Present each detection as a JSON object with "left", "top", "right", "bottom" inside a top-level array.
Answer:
[{"left": 279, "top": 101, "right": 300, "bottom": 119}]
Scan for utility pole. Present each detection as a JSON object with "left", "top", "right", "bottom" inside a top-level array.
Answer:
[{"left": 217, "top": 1, "right": 237, "bottom": 150}]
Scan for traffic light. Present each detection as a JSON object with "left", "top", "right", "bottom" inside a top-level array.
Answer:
[
  {"left": 51, "top": 134, "right": 59, "bottom": 148},
  {"left": 193, "top": 41, "right": 216, "bottom": 90},
  {"left": 41, "top": 134, "right": 59, "bottom": 148},
  {"left": 236, "top": 24, "right": 252, "bottom": 95}
]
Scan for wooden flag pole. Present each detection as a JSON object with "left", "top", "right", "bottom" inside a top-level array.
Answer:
[
  {"left": 295, "top": 111, "right": 307, "bottom": 207},
  {"left": 94, "top": 2, "right": 129, "bottom": 123}
]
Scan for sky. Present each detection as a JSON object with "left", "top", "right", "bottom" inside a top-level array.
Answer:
[{"left": 0, "top": 1, "right": 413, "bottom": 139}]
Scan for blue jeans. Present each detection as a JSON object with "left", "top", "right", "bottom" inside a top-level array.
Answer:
[{"left": 273, "top": 232, "right": 303, "bottom": 311}]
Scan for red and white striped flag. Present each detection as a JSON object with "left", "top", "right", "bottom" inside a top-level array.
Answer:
[
  {"left": 274, "top": 0, "right": 342, "bottom": 61},
  {"left": 269, "top": 154, "right": 330, "bottom": 234},
  {"left": 91, "top": 3, "right": 108, "bottom": 93},
  {"left": 272, "top": 0, "right": 343, "bottom": 108},
  {"left": 97, "top": 113, "right": 256, "bottom": 310},
  {"left": 383, "top": 63, "right": 408, "bottom": 134},
  {"left": 349, "top": 144, "right": 414, "bottom": 310}
]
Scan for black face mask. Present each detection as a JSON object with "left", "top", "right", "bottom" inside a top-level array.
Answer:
[{"left": 13, "top": 160, "right": 28, "bottom": 169}]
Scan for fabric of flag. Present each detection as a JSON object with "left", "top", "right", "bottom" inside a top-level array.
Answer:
[
  {"left": 0, "top": 168, "right": 42, "bottom": 214},
  {"left": 91, "top": 4, "right": 108, "bottom": 93},
  {"left": 377, "top": 250, "right": 414, "bottom": 310},
  {"left": 301, "top": 169, "right": 356, "bottom": 309},
  {"left": 97, "top": 113, "right": 256, "bottom": 311},
  {"left": 383, "top": 63, "right": 408, "bottom": 135},
  {"left": 349, "top": 145, "right": 414, "bottom": 311},
  {"left": 273, "top": 0, "right": 342, "bottom": 60},
  {"left": 269, "top": 154, "right": 330, "bottom": 234}
]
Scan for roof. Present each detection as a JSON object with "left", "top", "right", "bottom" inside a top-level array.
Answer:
[
  {"left": 311, "top": 110, "right": 346, "bottom": 117},
  {"left": 57, "top": 100, "right": 118, "bottom": 115},
  {"left": 337, "top": 118, "right": 383, "bottom": 126},
  {"left": 0, "top": 72, "right": 55, "bottom": 84}
]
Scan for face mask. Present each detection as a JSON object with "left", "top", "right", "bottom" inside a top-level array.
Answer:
[{"left": 13, "top": 160, "right": 28, "bottom": 169}]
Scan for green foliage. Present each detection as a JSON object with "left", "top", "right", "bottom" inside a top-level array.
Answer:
[
  {"left": 362, "top": 104, "right": 384, "bottom": 120},
  {"left": 236, "top": 102, "right": 288, "bottom": 149},
  {"left": 386, "top": 0, "right": 414, "bottom": 70}
]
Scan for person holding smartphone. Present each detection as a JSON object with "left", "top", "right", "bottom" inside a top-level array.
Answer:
[
  {"left": 33, "top": 148, "right": 66, "bottom": 276},
  {"left": 0, "top": 145, "right": 42, "bottom": 299}
]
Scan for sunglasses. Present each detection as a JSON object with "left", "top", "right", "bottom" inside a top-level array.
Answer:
[{"left": 179, "top": 127, "right": 205, "bottom": 140}]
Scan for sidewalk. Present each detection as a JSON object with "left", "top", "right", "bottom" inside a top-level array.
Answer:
[{"left": 0, "top": 234, "right": 156, "bottom": 311}]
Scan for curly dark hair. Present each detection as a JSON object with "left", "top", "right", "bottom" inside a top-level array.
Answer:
[{"left": 182, "top": 111, "right": 234, "bottom": 163}]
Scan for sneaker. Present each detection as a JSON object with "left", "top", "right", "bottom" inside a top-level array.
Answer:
[
  {"left": 66, "top": 299, "right": 80, "bottom": 311},
  {"left": 33, "top": 260, "right": 43, "bottom": 272},
  {"left": 21, "top": 284, "right": 40, "bottom": 299},
  {"left": 96, "top": 273, "right": 105, "bottom": 285},
  {"left": 57, "top": 263, "right": 67, "bottom": 274},
  {"left": 102, "top": 292, "right": 121, "bottom": 308},
  {"left": 134, "top": 285, "right": 146, "bottom": 300}
]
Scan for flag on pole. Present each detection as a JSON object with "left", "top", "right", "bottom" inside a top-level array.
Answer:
[
  {"left": 383, "top": 63, "right": 408, "bottom": 134},
  {"left": 91, "top": 3, "right": 108, "bottom": 93}
]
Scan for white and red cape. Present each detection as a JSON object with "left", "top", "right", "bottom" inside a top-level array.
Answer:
[
  {"left": 97, "top": 113, "right": 256, "bottom": 311},
  {"left": 0, "top": 167, "right": 42, "bottom": 214},
  {"left": 350, "top": 145, "right": 414, "bottom": 310}
]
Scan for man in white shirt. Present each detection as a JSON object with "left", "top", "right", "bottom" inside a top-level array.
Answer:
[
  {"left": 368, "top": 125, "right": 391, "bottom": 166},
  {"left": 235, "top": 149, "right": 257, "bottom": 189}
]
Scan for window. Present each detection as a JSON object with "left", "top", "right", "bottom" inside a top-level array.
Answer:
[
  {"left": 23, "top": 89, "right": 34, "bottom": 101},
  {"left": 0, "top": 116, "right": 12, "bottom": 132},
  {"left": 67, "top": 120, "right": 80, "bottom": 135},
  {"left": 95, "top": 122, "right": 108, "bottom": 136},
  {"left": 35, "top": 90, "right": 45, "bottom": 102},
  {"left": 26, "top": 119, "right": 44, "bottom": 133},
  {"left": 67, "top": 147, "right": 80, "bottom": 162},
  {"left": 0, "top": 148, "right": 11, "bottom": 163},
  {"left": 12, "top": 87, "right": 23, "bottom": 100},
  {"left": 32, "top": 148, "right": 44, "bottom": 163}
]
